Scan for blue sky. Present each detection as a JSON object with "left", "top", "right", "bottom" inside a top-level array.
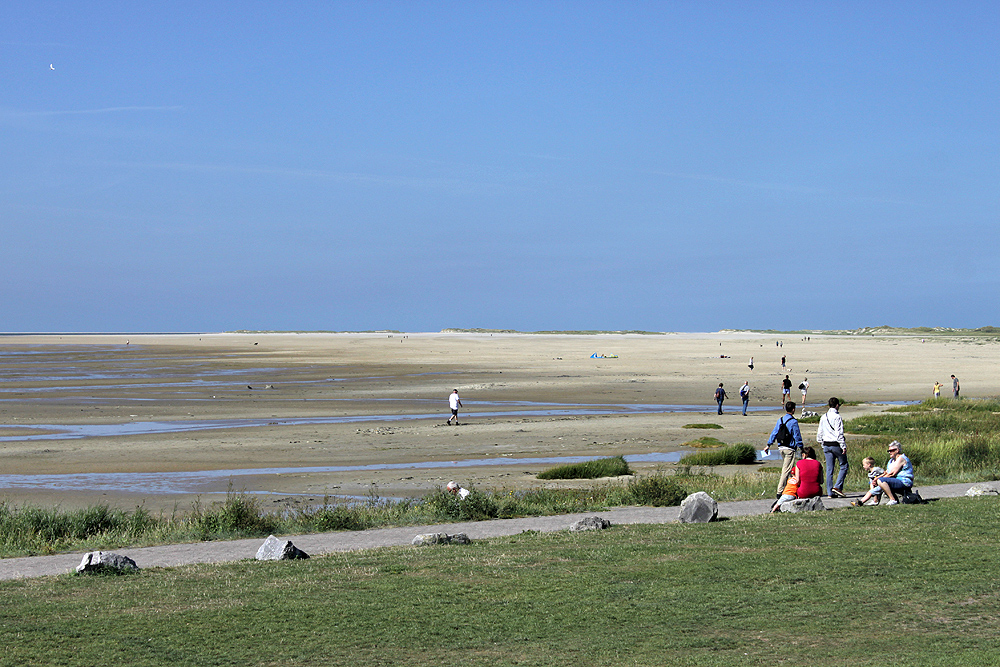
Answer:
[{"left": 3, "top": 2, "right": 998, "bottom": 332}]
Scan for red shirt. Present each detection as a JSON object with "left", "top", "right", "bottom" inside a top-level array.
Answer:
[{"left": 794, "top": 458, "right": 823, "bottom": 498}]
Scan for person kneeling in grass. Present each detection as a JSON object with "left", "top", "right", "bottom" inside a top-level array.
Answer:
[
  {"left": 851, "top": 457, "right": 886, "bottom": 506},
  {"left": 876, "top": 441, "right": 914, "bottom": 506}
]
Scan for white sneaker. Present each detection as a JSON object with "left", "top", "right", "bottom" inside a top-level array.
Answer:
[
  {"left": 864, "top": 499, "right": 879, "bottom": 506},
  {"left": 885, "top": 500, "right": 898, "bottom": 506}
]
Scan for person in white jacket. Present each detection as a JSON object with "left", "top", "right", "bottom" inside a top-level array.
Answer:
[{"left": 817, "top": 397, "right": 848, "bottom": 497}]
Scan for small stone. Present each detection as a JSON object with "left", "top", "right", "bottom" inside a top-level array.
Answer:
[
  {"left": 570, "top": 516, "right": 611, "bottom": 531},
  {"left": 779, "top": 497, "right": 826, "bottom": 513},
  {"left": 255, "top": 535, "right": 309, "bottom": 560},
  {"left": 76, "top": 551, "right": 139, "bottom": 574},
  {"left": 412, "top": 532, "right": 472, "bottom": 546},
  {"left": 966, "top": 482, "right": 1000, "bottom": 497}
]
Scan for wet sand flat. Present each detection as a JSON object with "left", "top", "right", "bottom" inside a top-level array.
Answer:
[{"left": 0, "top": 331, "right": 995, "bottom": 512}]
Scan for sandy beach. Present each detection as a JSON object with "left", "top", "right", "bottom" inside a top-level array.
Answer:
[{"left": 0, "top": 331, "right": 996, "bottom": 513}]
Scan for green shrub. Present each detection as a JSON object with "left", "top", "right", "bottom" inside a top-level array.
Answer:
[
  {"left": 680, "top": 443, "right": 757, "bottom": 466},
  {"left": 682, "top": 423, "right": 723, "bottom": 429},
  {"left": 625, "top": 475, "right": 687, "bottom": 506},
  {"left": 681, "top": 436, "right": 725, "bottom": 448},
  {"left": 537, "top": 455, "right": 632, "bottom": 480},
  {"left": 423, "top": 487, "right": 500, "bottom": 521},
  {"left": 189, "top": 491, "right": 279, "bottom": 538}
]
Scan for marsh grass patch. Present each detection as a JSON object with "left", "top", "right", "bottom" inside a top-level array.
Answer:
[{"left": 536, "top": 455, "right": 632, "bottom": 480}]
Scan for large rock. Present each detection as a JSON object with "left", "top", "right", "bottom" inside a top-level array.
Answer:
[
  {"left": 966, "top": 482, "right": 1000, "bottom": 497},
  {"left": 76, "top": 551, "right": 139, "bottom": 574},
  {"left": 779, "top": 497, "right": 826, "bottom": 513},
  {"left": 570, "top": 516, "right": 611, "bottom": 531},
  {"left": 411, "top": 532, "right": 472, "bottom": 546},
  {"left": 255, "top": 535, "right": 309, "bottom": 561},
  {"left": 679, "top": 492, "right": 718, "bottom": 523}
]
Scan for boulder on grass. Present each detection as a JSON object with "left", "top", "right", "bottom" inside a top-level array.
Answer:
[
  {"left": 570, "top": 516, "right": 611, "bottom": 532},
  {"left": 412, "top": 532, "right": 472, "bottom": 546},
  {"left": 779, "top": 497, "right": 826, "bottom": 513},
  {"left": 76, "top": 551, "right": 139, "bottom": 574},
  {"left": 679, "top": 492, "right": 718, "bottom": 523},
  {"left": 255, "top": 535, "right": 309, "bottom": 561},
  {"left": 966, "top": 482, "right": 1000, "bottom": 497}
]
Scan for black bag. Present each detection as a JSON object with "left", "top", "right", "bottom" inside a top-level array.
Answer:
[
  {"left": 775, "top": 416, "right": 795, "bottom": 447},
  {"left": 900, "top": 488, "right": 923, "bottom": 504},
  {"left": 798, "top": 383, "right": 806, "bottom": 390}
]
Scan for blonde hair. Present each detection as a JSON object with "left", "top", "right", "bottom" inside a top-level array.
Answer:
[{"left": 862, "top": 457, "right": 876, "bottom": 466}]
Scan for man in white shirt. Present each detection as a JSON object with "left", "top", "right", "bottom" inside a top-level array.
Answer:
[
  {"left": 447, "top": 389, "right": 463, "bottom": 425},
  {"left": 817, "top": 397, "right": 848, "bottom": 497}
]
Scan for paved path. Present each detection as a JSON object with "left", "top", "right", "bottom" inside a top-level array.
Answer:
[{"left": 0, "top": 483, "right": 978, "bottom": 581}]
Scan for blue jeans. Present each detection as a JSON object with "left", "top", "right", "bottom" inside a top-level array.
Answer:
[
  {"left": 717, "top": 398, "right": 724, "bottom": 415},
  {"left": 742, "top": 399, "right": 749, "bottom": 415},
  {"left": 823, "top": 444, "right": 848, "bottom": 493}
]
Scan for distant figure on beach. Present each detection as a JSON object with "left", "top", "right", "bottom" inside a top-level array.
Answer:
[
  {"left": 781, "top": 375, "right": 791, "bottom": 404},
  {"left": 739, "top": 381, "right": 750, "bottom": 416},
  {"left": 933, "top": 381, "right": 942, "bottom": 399},
  {"left": 952, "top": 375, "right": 960, "bottom": 398},
  {"left": 799, "top": 377, "right": 809, "bottom": 408},
  {"left": 765, "top": 401, "right": 802, "bottom": 498},
  {"left": 781, "top": 355, "right": 786, "bottom": 369},
  {"left": 748, "top": 356, "right": 754, "bottom": 372},
  {"left": 446, "top": 389, "right": 463, "bottom": 425},
  {"left": 818, "top": 397, "right": 848, "bottom": 498},
  {"left": 715, "top": 383, "right": 727, "bottom": 415}
]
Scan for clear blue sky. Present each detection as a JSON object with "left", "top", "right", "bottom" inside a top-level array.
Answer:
[{"left": 3, "top": 2, "right": 997, "bottom": 332}]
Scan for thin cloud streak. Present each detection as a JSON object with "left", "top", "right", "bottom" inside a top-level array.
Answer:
[
  {"left": 100, "top": 160, "right": 511, "bottom": 194},
  {"left": 649, "top": 169, "right": 918, "bottom": 207},
  {"left": 11, "top": 106, "right": 184, "bottom": 117}
]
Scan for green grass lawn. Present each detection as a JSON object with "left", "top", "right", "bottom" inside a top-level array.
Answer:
[{"left": 3, "top": 496, "right": 999, "bottom": 666}]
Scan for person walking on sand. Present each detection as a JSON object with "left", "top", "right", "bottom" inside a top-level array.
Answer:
[
  {"left": 781, "top": 375, "right": 792, "bottom": 404},
  {"left": 764, "top": 401, "right": 802, "bottom": 498},
  {"left": 446, "top": 389, "right": 463, "bottom": 425},
  {"left": 781, "top": 355, "right": 786, "bottom": 370},
  {"left": 933, "top": 381, "right": 942, "bottom": 399},
  {"left": 739, "top": 381, "right": 750, "bottom": 416},
  {"left": 715, "top": 383, "right": 727, "bottom": 415},
  {"left": 748, "top": 356, "right": 754, "bottom": 372},
  {"left": 818, "top": 397, "right": 848, "bottom": 498},
  {"left": 799, "top": 377, "right": 809, "bottom": 409},
  {"left": 952, "top": 375, "right": 960, "bottom": 398}
]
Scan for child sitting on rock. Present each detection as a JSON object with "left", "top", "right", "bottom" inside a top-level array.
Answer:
[
  {"left": 771, "top": 470, "right": 799, "bottom": 513},
  {"left": 851, "top": 457, "right": 886, "bottom": 506}
]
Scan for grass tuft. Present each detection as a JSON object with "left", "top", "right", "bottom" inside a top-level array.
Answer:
[
  {"left": 681, "top": 436, "right": 726, "bottom": 448},
  {"left": 536, "top": 455, "right": 632, "bottom": 479},
  {"left": 679, "top": 443, "right": 757, "bottom": 466}
]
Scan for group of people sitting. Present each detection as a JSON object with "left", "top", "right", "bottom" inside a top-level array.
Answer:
[
  {"left": 852, "top": 441, "right": 915, "bottom": 506},
  {"left": 766, "top": 397, "right": 915, "bottom": 512},
  {"left": 770, "top": 441, "right": 914, "bottom": 512}
]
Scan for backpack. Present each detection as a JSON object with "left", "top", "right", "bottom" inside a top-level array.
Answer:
[{"left": 775, "top": 416, "right": 796, "bottom": 447}]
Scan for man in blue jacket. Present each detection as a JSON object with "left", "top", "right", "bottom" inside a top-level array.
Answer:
[{"left": 764, "top": 401, "right": 803, "bottom": 498}]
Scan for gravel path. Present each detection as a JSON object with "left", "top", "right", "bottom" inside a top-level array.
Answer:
[{"left": 0, "top": 482, "right": 978, "bottom": 581}]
